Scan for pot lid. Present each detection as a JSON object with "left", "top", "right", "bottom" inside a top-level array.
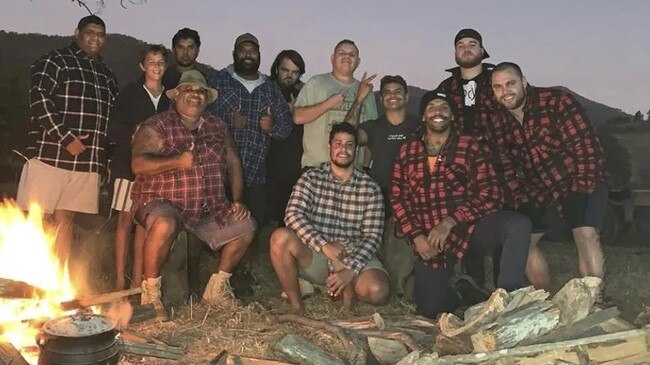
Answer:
[{"left": 43, "top": 312, "right": 116, "bottom": 338}]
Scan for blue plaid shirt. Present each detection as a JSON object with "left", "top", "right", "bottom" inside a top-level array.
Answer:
[{"left": 206, "top": 67, "right": 292, "bottom": 186}]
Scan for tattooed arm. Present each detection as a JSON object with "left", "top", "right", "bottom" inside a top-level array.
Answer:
[
  {"left": 131, "top": 125, "right": 192, "bottom": 176},
  {"left": 343, "top": 72, "right": 376, "bottom": 128}
]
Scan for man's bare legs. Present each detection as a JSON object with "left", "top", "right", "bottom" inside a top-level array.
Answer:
[
  {"left": 525, "top": 232, "right": 550, "bottom": 291},
  {"left": 218, "top": 230, "right": 256, "bottom": 273},
  {"left": 132, "top": 225, "right": 146, "bottom": 288},
  {"left": 143, "top": 215, "right": 179, "bottom": 279},
  {"left": 573, "top": 227, "right": 604, "bottom": 279},
  {"left": 354, "top": 269, "right": 389, "bottom": 306},
  {"left": 270, "top": 228, "right": 314, "bottom": 313},
  {"left": 53, "top": 209, "right": 75, "bottom": 265}
]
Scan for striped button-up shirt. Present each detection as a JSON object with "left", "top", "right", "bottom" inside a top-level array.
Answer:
[
  {"left": 207, "top": 67, "right": 292, "bottom": 187},
  {"left": 26, "top": 42, "right": 118, "bottom": 172},
  {"left": 390, "top": 132, "right": 502, "bottom": 268},
  {"left": 284, "top": 162, "right": 385, "bottom": 274},
  {"left": 484, "top": 86, "right": 607, "bottom": 208}
]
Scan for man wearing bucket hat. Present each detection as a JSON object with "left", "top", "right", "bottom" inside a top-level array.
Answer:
[
  {"left": 389, "top": 91, "right": 530, "bottom": 318},
  {"left": 131, "top": 70, "right": 256, "bottom": 320}
]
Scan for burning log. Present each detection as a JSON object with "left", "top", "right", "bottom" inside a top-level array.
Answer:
[
  {"left": 59, "top": 287, "right": 142, "bottom": 310},
  {"left": 0, "top": 342, "right": 29, "bottom": 365},
  {"left": 120, "top": 338, "right": 184, "bottom": 360},
  {"left": 0, "top": 277, "right": 46, "bottom": 299}
]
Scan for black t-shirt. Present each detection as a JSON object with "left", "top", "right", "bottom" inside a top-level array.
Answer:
[{"left": 360, "top": 114, "right": 420, "bottom": 192}]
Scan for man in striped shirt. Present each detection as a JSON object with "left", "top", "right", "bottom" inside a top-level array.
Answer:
[
  {"left": 270, "top": 122, "right": 389, "bottom": 314},
  {"left": 16, "top": 15, "right": 118, "bottom": 263}
]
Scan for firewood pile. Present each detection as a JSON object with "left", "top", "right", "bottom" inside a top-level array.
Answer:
[{"left": 251, "top": 277, "right": 650, "bottom": 365}]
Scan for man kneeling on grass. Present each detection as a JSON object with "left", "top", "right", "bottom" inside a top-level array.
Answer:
[
  {"left": 130, "top": 70, "right": 255, "bottom": 320},
  {"left": 270, "top": 122, "right": 389, "bottom": 314}
]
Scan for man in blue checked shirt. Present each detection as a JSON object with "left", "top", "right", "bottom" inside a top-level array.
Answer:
[
  {"left": 206, "top": 33, "right": 292, "bottom": 227},
  {"left": 270, "top": 122, "right": 389, "bottom": 314}
]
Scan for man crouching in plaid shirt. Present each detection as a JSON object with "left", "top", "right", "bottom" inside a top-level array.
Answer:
[
  {"left": 270, "top": 122, "right": 389, "bottom": 314},
  {"left": 390, "top": 92, "right": 531, "bottom": 319}
]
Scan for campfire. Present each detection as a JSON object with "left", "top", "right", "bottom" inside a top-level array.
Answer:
[{"left": 0, "top": 200, "right": 79, "bottom": 363}]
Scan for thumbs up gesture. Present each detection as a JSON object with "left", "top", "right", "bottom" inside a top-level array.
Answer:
[
  {"left": 259, "top": 106, "right": 273, "bottom": 133},
  {"left": 233, "top": 104, "right": 248, "bottom": 129}
]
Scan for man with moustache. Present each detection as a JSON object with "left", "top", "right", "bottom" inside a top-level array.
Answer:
[
  {"left": 354, "top": 75, "right": 419, "bottom": 297},
  {"left": 293, "top": 39, "right": 378, "bottom": 168},
  {"left": 17, "top": 15, "right": 118, "bottom": 263},
  {"left": 489, "top": 62, "right": 608, "bottom": 294},
  {"left": 207, "top": 33, "right": 292, "bottom": 228},
  {"left": 270, "top": 122, "right": 389, "bottom": 314},
  {"left": 390, "top": 92, "right": 530, "bottom": 318},
  {"left": 266, "top": 50, "right": 306, "bottom": 226},
  {"left": 108, "top": 44, "right": 170, "bottom": 291},
  {"left": 131, "top": 70, "right": 256, "bottom": 320},
  {"left": 162, "top": 28, "right": 203, "bottom": 90}
]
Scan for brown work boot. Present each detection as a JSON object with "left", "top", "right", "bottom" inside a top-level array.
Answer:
[
  {"left": 203, "top": 271, "right": 239, "bottom": 309},
  {"left": 142, "top": 277, "right": 169, "bottom": 321}
]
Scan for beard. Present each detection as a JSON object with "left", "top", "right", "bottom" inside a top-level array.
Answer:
[
  {"left": 233, "top": 58, "right": 260, "bottom": 77},
  {"left": 455, "top": 52, "right": 482, "bottom": 68},
  {"left": 332, "top": 156, "right": 354, "bottom": 169}
]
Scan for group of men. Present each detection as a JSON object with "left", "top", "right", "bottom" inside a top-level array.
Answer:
[{"left": 16, "top": 15, "right": 608, "bottom": 320}]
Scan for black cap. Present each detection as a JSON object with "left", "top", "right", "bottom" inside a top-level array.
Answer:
[
  {"left": 454, "top": 28, "right": 489, "bottom": 59},
  {"left": 420, "top": 91, "right": 454, "bottom": 118}
]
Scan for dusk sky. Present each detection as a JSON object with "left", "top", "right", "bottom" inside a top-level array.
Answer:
[{"left": 2, "top": 0, "right": 648, "bottom": 114}]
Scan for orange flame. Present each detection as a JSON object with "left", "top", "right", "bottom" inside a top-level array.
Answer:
[{"left": 0, "top": 200, "right": 78, "bottom": 363}]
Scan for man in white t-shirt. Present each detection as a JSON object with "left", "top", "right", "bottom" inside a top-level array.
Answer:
[{"left": 293, "top": 39, "right": 378, "bottom": 168}]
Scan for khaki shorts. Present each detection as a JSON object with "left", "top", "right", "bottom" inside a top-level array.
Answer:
[
  {"left": 16, "top": 159, "right": 99, "bottom": 214},
  {"left": 299, "top": 250, "right": 387, "bottom": 286}
]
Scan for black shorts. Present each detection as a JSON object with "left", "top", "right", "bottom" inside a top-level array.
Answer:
[{"left": 518, "top": 183, "right": 608, "bottom": 233}]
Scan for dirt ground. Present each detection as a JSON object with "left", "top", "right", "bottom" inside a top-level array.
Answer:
[{"left": 61, "top": 214, "right": 650, "bottom": 365}]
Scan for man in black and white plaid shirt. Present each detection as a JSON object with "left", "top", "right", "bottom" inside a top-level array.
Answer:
[
  {"left": 17, "top": 15, "right": 118, "bottom": 262},
  {"left": 270, "top": 122, "right": 389, "bottom": 314}
]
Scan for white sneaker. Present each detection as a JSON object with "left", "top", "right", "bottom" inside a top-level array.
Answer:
[{"left": 281, "top": 278, "right": 315, "bottom": 299}]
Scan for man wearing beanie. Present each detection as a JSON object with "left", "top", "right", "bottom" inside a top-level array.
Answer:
[{"left": 389, "top": 92, "right": 531, "bottom": 318}]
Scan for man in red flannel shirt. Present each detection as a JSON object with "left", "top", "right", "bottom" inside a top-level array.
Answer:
[
  {"left": 390, "top": 91, "right": 531, "bottom": 318},
  {"left": 489, "top": 62, "right": 608, "bottom": 292}
]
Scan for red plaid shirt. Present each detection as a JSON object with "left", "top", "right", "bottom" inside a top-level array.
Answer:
[
  {"left": 436, "top": 63, "right": 497, "bottom": 137},
  {"left": 390, "top": 132, "right": 502, "bottom": 268},
  {"left": 131, "top": 109, "right": 232, "bottom": 229},
  {"left": 484, "top": 86, "right": 607, "bottom": 208}
]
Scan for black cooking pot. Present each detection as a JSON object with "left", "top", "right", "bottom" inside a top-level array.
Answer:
[{"left": 37, "top": 312, "right": 121, "bottom": 365}]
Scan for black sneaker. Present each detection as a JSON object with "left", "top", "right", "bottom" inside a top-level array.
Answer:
[
  {"left": 452, "top": 274, "right": 490, "bottom": 306},
  {"left": 230, "top": 268, "right": 254, "bottom": 299}
]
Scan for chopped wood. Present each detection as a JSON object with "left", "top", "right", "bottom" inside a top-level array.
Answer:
[
  {"left": 120, "top": 338, "right": 184, "bottom": 360},
  {"left": 273, "top": 334, "right": 347, "bottom": 365},
  {"left": 434, "top": 333, "right": 473, "bottom": 356},
  {"left": 210, "top": 350, "right": 294, "bottom": 365},
  {"left": 0, "top": 277, "right": 46, "bottom": 299},
  {"left": 129, "top": 303, "right": 157, "bottom": 324},
  {"left": 60, "top": 287, "right": 142, "bottom": 310},
  {"left": 471, "top": 301, "right": 560, "bottom": 352},
  {"left": 0, "top": 342, "right": 29, "bottom": 365},
  {"left": 356, "top": 330, "right": 422, "bottom": 352},
  {"left": 438, "top": 288, "right": 509, "bottom": 337},
  {"left": 277, "top": 313, "right": 355, "bottom": 352},
  {"left": 503, "top": 285, "right": 550, "bottom": 313},
  {"left": 552, "top": 276, "right": 601, "bottom": 326},
  {"left": 330, "top": 314, "right": 435, "bottom": 331},
  {"left": 522, "top": 306, "right": 620, "bottom": 345},
  {"left": 421, "top": 327, "right": 650, "bottom": 365},
  {"left": 598, "top": 315, "right": 635, "bottom": 333},
  {"left": 367, "top": 337, "right": 409, "bottom": 365}
]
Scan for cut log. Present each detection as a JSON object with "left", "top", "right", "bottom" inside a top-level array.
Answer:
[
  {"left": 368, "top": 337, "right": 409, "bottom": 365},
  {"left": 356, "top": 330, "right": 422, "bottom": 352},
  {"left": 331, "top": 314, "right": 436, "bottom": 331},
  {"left": 522, "top": 306, "right": 620, "bottom": 345},
  {"left": 434, "top": 333, "right": 473, "bottom": 356},
  {"left": 552, "top": 276, "right": 601, "bottom": 326},
  {"left": 0, "top": 277, "right": 46, "bottom": 299},
  {"left": 120, "top": 339, "right": 184, "bottom": 360},
  {"left": 129, "top": 303, "right": 157, "bottom": 324},
  {"left": 438, "top": 288, "right": 509, "bottom": 337},
  {"left": 60, "top": 287, "right": 142, "bottom": 310},
  {"left": 471, "top": 301, "right": 560, "bottom": 352},
  {"left": 210, "top": 350, "right": 294, "bottom": 365},
  {"left": 0, "top": 342, "right": 29, "bottom": 365},
  {"left": 273, "top": 334, "right": 347, "bottom": 365},
  {"left": 502, "top": 285, "right": 549, "bottom": 313},
  {"left": 423, "top": 327, "right": 650, "bottom": 365},
  {"left": 277, "top": 314, "right": 355, "bottom": 351}
]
